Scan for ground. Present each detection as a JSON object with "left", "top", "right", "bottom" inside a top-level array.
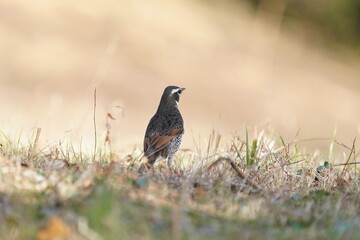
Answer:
[{"left": 0, "top": 128, "right": 359, "bottom": 240}]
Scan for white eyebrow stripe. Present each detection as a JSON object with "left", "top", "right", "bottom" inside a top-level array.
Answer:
[{"left": 171, "top": 88, "right": 180, "bottom": 95}]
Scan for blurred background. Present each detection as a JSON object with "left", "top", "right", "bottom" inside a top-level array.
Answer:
[{"left": 1, "top": 0, "right": 360, "bottom": 154}]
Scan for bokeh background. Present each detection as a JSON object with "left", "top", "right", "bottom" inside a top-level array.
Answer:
[{"left": 1, "top": 0, "right": 360, "bottom": 153}]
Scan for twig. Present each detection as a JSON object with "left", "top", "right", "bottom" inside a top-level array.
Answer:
[
  {"left": 208, "top": 157, "right": 261, "bottom": 191},
  {"left": 93, "top": 88, "right": 97, "bottom": 161},
  {"left": 333, "top": 161, "right": 360, "bottom": 167},
  {"left": 334, "top": 140, "right": 353, "bottom": 151},
  {"left": 340, "top": 137, "right": 356, "bottom": 177}
]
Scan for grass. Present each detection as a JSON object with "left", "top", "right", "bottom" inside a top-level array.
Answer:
[{"left": 0, "top": 127, "right": 360, "bottom": 240}]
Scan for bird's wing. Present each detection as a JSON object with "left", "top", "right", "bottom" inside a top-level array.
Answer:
[{"left": 144, "top": 128, "right": 183, "bottom": 157}]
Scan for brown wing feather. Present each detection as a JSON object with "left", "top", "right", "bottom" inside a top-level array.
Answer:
[{"left": 144, "top": 128, "right": 183, "bottom": 157}]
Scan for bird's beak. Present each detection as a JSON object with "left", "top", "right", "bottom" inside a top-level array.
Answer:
[{"left": 180, "top": 88, "right": 186, "bottom": 91}]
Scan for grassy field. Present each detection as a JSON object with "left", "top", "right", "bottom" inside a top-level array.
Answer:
[
  {"left": 1, "top": 1, "right": 360, "bottom": 239},
  {"left": 1, "top": 127, "right": 359, "bottom": 240}
]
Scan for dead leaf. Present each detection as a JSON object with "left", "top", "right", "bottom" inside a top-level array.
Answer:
[
  {"left": 37, "top": 215, "right": 70, "bottom": 240},
  {"left": 107, "top": 113, "right": 116, "bottom": 120},
  {"left": 21, "top": 162, "right": 29, "bottom": 168}
]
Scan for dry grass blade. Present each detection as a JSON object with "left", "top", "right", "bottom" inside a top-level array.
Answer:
[
  {"left": 333, "top": 161, "right": 360, "bottom": 167},
  {"left": 93, "top": 88, "right": 97, "bottom": 162},
  {"left": 340, "top": 137, "right": 356, "bottom": 177},
  {"left": 28, "top": 128, "right": 41, "bottom": 161},
  {"left": 208, "top": 157, "right": 262, "bottom": 191},
  {"left": 334, "top": 140, "right": 353, "bottom": 151},
  {"left": 105, "top": 113, "right": 116, "bottom": 150}
]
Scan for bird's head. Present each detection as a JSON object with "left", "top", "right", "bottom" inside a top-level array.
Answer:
[{"left": 159, "top": 86, "right": 186, "bottom": 109}]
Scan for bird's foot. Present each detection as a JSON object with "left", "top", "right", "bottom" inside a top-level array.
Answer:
[
  {"left": 167, "top": 167, "right": 183, "bottom": 177},
  {"left": 138, "top": 163, "right": 153, "bottom": 176}
]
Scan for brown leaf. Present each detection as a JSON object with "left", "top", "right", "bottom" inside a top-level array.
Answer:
[
  {"left": 37, "top": 215, "right": 70, "bottom": 240},
  {"left": 21, "top": 162, "right": 29, "bottom": 168},
  {"left": 107, "top": 113, "right": 116, "bottom": 120}
]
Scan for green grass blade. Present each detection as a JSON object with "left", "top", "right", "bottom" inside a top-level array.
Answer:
[
  {"left": 250, "top": 139, "right": 257, "bottom": 165},
  {"left": 246, "top": 128, "right": 250, "bottom": 166},
  {"left": 233, "top": 142, "right": 242, "bottom": 160}
]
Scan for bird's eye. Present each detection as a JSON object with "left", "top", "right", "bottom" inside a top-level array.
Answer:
[{"left": 178, "top": 90, "right": 182, "bottom": 94}]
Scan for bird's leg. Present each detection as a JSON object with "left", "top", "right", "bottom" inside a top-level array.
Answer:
[
  {"left": 138, "top": 162, "right": 151, "bottom": 175},
  {"left": 167, "top": 157, "right": 183, "bottom": 177},
  {"left": 138, "top": 155, "right": 157, "bottom": 175},
  {"left": 167, "top": 156, "right": 174, "bottom": 172}
]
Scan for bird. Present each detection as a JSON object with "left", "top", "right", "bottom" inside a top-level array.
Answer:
[{"left": 142, "top": 86, "right": 185, "bottom": 171}]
